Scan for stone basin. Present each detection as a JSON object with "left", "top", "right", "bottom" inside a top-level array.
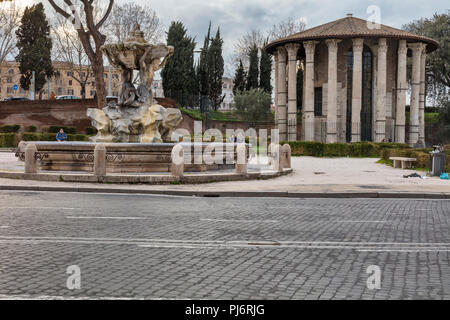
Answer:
[{"left": 16, "top": 141, "right": 247, "bottom": 173}]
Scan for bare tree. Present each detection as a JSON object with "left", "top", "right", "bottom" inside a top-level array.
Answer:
[
  {"left": 232, "top": 18, "right": 307, "bottom": 71},
  {"left": 48, "top": 0, "right": 114, "bottom": 108},
  {"left": 51, "top": 15, "right": 92, "bottom": 99},
  {"left": 0, "top": 1, "right": 21, "bottom": 70},
  {"left": 268, "top": 17, "right": 306, "bottom": 41},
  {"left": 103, "top": 2, "right": 163, "bottom": 44},
  {"left": 233, "top": 29, "right": 266, "bottom": 69}
]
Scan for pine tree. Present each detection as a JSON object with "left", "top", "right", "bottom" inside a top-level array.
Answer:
[
  {"left": 161, "top": 21, "right": 197, "bottom": 106},
  {"left": 233, "top": 60, "right": 246, "bottom": 95},
  {"left": 15, "top": 3, "right": 53, "bottom": 99},
  {"left": 246, "top": 44, "right": 259, "bottom": 91},
  {"left": 207, "top": 27, "right": 225, "bottom": 110},
  {"left": 259, "top": 45, "right": 272, "bottom": 94}
]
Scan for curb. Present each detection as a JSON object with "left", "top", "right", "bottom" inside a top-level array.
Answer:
[{"left": 0, "top": 184, "right": 449, "bottom": 199}]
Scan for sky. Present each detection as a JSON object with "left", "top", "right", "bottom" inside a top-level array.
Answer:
[{"left": 13, "top": 0, "right": 450, "bottom": 76}]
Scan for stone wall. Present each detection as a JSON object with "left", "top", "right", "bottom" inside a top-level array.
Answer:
[{"left": 0, "top": 98, "right": 275, "bottom": 136}]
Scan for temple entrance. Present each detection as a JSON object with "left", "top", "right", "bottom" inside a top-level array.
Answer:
[{"left": 346, "top": 45, "right": 373, "bottom": 142}]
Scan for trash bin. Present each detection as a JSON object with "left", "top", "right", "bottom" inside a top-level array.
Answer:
[{"left": 429, "top": 145, "right": 446, "bottom": 176}]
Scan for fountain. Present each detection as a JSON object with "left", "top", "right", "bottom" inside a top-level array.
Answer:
[
  {"left": 15, "top": 25, "right": 240, "bottom": 173},
  {"left": 88, "top": 23, "right": 181, "bottom": 143}
]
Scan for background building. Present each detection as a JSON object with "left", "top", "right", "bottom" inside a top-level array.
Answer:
[
  {"left": 219, "top": 77, "right": 234, "bottom": 111},
  {"left": 0, "top": 61, "right": 122, "bottom": 100}
]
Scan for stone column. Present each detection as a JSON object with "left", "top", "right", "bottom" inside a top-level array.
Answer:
[
  {"left": 286, "top": 43, "right": 300, "bottom": 141},
  {"left": 24, "top": 143, "right": 37, "bottom": 174},
  {"left": 419, "top": 45, "right": 427, "bottom": 146},
  {"left": 395, "top": 40, "right": 407, "bottom": 144},
  {"left": 235, "top": 143, "right": 247, "bottom": 174},
  {"left": 171, "top": 144, "right": 184, "bottom": 177},
  {"left": 408, "top": 42, "right": 424, "bottom": 145},
  {"left": 274, "top": 51, "right": 279, "bottom": 127},
  {"left": 375, "top": 38, "right": 388, "bottom": 142},
  {"left": 325, "top": 39, "right": 340, "bottom": 143},
  {"left": 93, "top": 144, "right": 106, "bottom": 176},
  {"left": 277, "top": 46, "right": 287, "bottom": 141},
  {"left": 351, "top": 38, "right": 364, "bottom": 142},
  {"left": 303, "top": 41, "right": 319, "bottom": 141},
  {"left": 281, "top": 144, "right": 291, "bottom": 169}
]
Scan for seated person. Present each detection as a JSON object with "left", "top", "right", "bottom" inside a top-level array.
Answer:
[{"left": 56, "top": 128, "right": 67, "bottom": 142}]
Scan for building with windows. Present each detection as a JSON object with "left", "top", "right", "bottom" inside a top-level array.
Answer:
[
  {"left": 0, "top": 61, "right": 122, "bottom": 100},
  {"left": 220, "top": 77, "right": 234, "bottom": 111},
  {"left": 265, "top": 14, "right": 439, "bottom": 146}
]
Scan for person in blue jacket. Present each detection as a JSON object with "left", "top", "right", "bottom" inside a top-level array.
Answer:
[{"left": 56, "top": 128, "right": 67, "bottom": 142}]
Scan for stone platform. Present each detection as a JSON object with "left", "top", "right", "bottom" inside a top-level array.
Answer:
[{"left": 16, "top": 142, "right": 245, "bottom": 173}]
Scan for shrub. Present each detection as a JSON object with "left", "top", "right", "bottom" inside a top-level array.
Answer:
[
  {"left": 27, "top": 126, "right": 37, "bottom": 132},
  {"left": 0, "top": 124, "right": 21, "bottom": 133},
  {"left": 21, "top": 133, "right": 41, "bottom": 141},
  {"left": 47, "top": 126, "right": 76, "bottom": 134},
  {"left": 85, "top": 127, "right": 96, "bottom": 135},
  {"left": 0, "top": 133, "right": 18, "bottom": 147}
]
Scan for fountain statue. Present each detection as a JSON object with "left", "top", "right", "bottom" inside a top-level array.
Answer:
[{"left": 87, "top": 24, "right": 182, "bottom": 143}]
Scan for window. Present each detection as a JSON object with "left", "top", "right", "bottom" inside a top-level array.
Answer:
[
  {"left": 57, "top": 87, "right": 62, "bottom": 95},
  {"left": 67, "top": 71, "right": 73, "bottom": 77},
  {"left": 69, "top": 80, "right": 72, "bottom": 86},
  {"left": 314, "top": 87, "right": 322, "bottom": 117},
  {"left": 67, "top": 89, "right": 74, "bottom": 95}
]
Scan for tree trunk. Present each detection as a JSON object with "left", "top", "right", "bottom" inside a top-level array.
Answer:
[{"left": 92, "top": 63, "right": 106, "bottom": 108}]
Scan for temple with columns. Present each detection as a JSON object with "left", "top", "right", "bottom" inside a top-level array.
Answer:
[{"left": 265, "top": 14, "right": 439, "bottom": 146}]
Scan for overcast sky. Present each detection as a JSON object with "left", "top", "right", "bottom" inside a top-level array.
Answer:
[{"left": 22, "top": 0, "right": 450, "bottom": 75}]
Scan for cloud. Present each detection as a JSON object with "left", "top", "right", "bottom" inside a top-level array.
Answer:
[{"left": 45, "top": 0, "right": 448, "bottom": 76}]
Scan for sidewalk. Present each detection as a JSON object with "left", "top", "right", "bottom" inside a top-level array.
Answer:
[{"left": 0, "top": 152, "right": 449, "bottom": 198}]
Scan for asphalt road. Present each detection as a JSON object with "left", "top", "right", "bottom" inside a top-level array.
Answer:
[{"left": 0, "top": 190, "right": 450, "bottom": 299}]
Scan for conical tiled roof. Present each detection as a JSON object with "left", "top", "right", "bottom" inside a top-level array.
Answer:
[{"left": 265, "top": 14, "right": 439, "bottom": 53}]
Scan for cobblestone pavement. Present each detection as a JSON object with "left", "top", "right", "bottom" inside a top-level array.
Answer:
[{"left": 0, "top": 190, "right": 450, "bottom": 299}]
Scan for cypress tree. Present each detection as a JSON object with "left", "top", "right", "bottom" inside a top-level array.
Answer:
[
  {"left": 207, "top": 27, "right": 225, "bottom": 110},
  {"left": 15, "top": 3, "right": 53, "bottom": 99},
  {"left": 161, "top": 21, "right": 196, "bottom": 105},
  {"left": 246, "top": 44, "right": 259, "bottom": 91},
  {"left": 198, "top": 22, "right": 211, "bottom": 98},
  {"left": 233, "top": 59, "right": 246, "bottom": 95},
  {"left": 259, "top": 45, "right": 272, "bottom": 94}
]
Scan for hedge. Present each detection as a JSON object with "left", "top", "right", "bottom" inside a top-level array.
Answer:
[
  {"left": 0, "top": 133, "right": 18, "bottom": 148},
  {"left": 47, "top": 126, "right": 77, "bottom": 134},
  {"left": 21, "top": 133, "right": 90, "bottom": 142},
  {"left": 0, "top": 125, "right": 21, "bottom": 133},
  {"left": 281, "top": 141, "right": 439, "bottom": 170}
]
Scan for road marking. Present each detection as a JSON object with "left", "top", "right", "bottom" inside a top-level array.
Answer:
[
  {"left": 337, "top": 220, "right": 387, "bottom": 223},
  {"left": 200, "top": 218, "right": 278, "bottom": 223},
  {"left": 0, "top": 294, "right": 146, "bottom": 300},
  {"left": 66, "top": 216, "right": 147, "bottom": 220},
  {"left": 1, "top": 236, "right": 450, "bottom": 251},
  {"left": 0, "top": 207, "right": 82, "bottom": 211},
  {"left": 0, "top": 226, "right": 9, "bottom": 228}
]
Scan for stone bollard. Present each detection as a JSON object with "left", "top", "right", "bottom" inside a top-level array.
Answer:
[
  {"left": 94, "top": 144, "right": 106, "bottom": 176},
  {"left": 24, "top": 143, "right": 37, "bottom": 174},
  {"left": 235, "top": 143, "right": 247, "bottom": 174},
  {"left": 281, "top": 144, "right": 292, "bottom": 169},
  {"left": 171, "top": 144, "right": 184, "bottom": 178},
  {"left": 270, "top": 143, "right": 282, "bottom": 172}
]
